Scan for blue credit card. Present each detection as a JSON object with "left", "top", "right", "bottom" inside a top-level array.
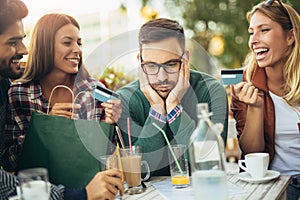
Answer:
[
  {"left": 220, "top": 69, "right": 244, "bottom": 85},
  {"left": 93, "top": 84, "right": 119, "bottom": 102}
]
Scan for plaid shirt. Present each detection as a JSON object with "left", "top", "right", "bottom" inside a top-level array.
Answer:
[
  {"left": 149, "top": 104, "right": 183, "bottom": 124},
  {"left": 3, "top": 78, "right": 105, "bottom": 171},
  {"left": 0, "top": 78, "right": 11, "bottom": 167}
]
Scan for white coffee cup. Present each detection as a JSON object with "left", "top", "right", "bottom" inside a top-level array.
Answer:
[{"left": 238, "top": 153, "right": 269, "bottom": 178}]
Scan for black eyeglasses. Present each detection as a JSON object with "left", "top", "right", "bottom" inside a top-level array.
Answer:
[
  {"left": 264, "top": 0, "right": 292, "bottom": 23},
  {"left": 140, "top": 53, "right": 184, "bottom": 75}
]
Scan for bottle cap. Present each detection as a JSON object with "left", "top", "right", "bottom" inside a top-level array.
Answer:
[{"left": 197, "top": 103, "right": 212, "bottom": 117}]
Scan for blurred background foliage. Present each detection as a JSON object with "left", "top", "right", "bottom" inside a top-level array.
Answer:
[
  {"left": 160, "top": 0, "right": 299, "bottom": 69},
  {"left": 94, "top": 66, "right": 136, "bottom": 90},
  {"left": 99, "top": 0, "right": 299, "bottom": 89}
]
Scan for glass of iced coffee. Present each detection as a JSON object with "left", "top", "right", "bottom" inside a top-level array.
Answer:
[{"left": 119, "top": 146, "right": 150, "bottom": 195}]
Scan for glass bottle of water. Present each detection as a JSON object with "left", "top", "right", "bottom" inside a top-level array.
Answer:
[{"left": 189, "top": 103, "right": 228, "bottom": 200}]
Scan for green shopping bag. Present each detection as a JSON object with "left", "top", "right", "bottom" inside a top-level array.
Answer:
[{"left": 17, "top": 111, "right": 115, "bottom": 189}]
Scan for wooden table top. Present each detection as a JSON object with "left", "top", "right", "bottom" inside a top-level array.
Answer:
[{"left": 122, "top": 172, "right": 291, "bottom": 200}]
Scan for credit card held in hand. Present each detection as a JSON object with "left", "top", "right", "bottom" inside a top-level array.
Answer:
[
  {"left": 93, "top": 84, "right": 119, "bottom": 102},
  {"left": 220, "top": 69, "right": 244, "bottom": 85}
]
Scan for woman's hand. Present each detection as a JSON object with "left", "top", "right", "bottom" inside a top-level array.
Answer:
[
  {"left": 231, "top": 82, "right": 263, "bottom": 108},
  {"left": 49, "top": 103, "right": 81, "bottom": 119},
  {"left": 101, "top": 99, "right": 122, "bottom": 124},
  {"left": 231, "top": 82, "right": 265, "bottom": 153}
]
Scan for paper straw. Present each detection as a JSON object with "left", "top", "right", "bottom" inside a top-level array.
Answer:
[
  {"left": 115, "top": 126, "right": 125, "bottom": 149},
  {"left": 115, "top": 143, "right": 125, "bottom": 182},
  {"left": 152, "top": 122, "right": 184, "bottom": 176},
  {"left": 127, "top": 117, "right": 133, "bottom": 155}
]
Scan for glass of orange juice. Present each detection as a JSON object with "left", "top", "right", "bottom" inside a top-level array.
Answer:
[{"left": 168, "top": 144, "right": 190, "bottom": 188}]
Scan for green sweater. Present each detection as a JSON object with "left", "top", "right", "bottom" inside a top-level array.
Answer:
[{"left": 117, "top": 70, "right": 228, "bottom": 176}]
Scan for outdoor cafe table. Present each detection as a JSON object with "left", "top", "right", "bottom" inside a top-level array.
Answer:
[{"left": 122, "top": 173, "right": 291, "bottom": 200}]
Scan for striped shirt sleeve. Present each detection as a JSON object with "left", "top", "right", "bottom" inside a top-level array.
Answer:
[
  {"left": 149, "top": 107, "right": 167, "bottom": 123},
  {"left": 167, "top": 104, "right": 183, "bottom": 124},
  {"left": 0, "top": 170, "right": 65, "bottom": 200},
  {"left": 0, "top": 170, "right": 17, "bottom": 199},
  {"left": 149, "top": 104, "right": 183, "bottom": 124}
]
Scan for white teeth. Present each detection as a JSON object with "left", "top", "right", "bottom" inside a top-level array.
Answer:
[
  {"left": 67, "top": 58, "right": 79, "bottom": 63},
  {"left": 254, "top": 48, "right": 268, "bottom": 54},
  {"left": 12, "top": 59, "right": 20, "bottom": 64}
]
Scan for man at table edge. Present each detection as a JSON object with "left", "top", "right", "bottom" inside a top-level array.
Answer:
[{"left": 116, "top": 18, "right": 228, "bottom": 176}]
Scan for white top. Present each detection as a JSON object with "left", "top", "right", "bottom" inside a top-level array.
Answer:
[{"left": 269, "top": 91, "right": 300, "bottom": 176}]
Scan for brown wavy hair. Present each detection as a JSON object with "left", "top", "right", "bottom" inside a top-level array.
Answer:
[
  {"left": 0, "top": 0, "right": 28, "bottom": 34},
  {"left": 138, "top": 18, "right": 185, "bottom": 52}
]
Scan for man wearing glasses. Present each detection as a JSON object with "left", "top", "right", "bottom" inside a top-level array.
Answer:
[{"left": 117, "top": 18, "right": 228, "bottom": 176}]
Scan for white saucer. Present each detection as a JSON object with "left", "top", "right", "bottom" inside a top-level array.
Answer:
[{"left": 238, "top": 170, "right": 280, "bottom": 183}]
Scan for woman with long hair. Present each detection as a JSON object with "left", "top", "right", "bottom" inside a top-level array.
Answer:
[
  {"left": 4, "top": 13, "right": 121, "bottom": 172},
  {"left": 231, "top": 1, "right": 300, "bottom": 199}
]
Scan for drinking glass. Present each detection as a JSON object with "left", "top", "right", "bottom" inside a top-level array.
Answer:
[
  {"left": 119, "top": 146, "right": 150, "bottom": 195},
  {"left": 168, "top": 144, "right": 190, "bottom": 188},
  {"left": 99, "top": 155, "right": 118, "bottom": 171},
  {"left": 18, "top": 168, "right": 50, "bottom": 200},
  {"left": 99, "top": 154, "right": 124, "bottom": 199}
]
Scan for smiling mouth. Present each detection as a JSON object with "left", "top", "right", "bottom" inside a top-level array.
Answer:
[
  {"left": 66, "top": 58, "right": 80, "bottom": 64},
  {"left": 254, "top": 48, "right": 269, "bottom": 58},
  {"left": 10, "top": 54, "right": 25, "bottom": 65},
  {"left": 9, "top": 59, "right": 22, "bottom": 70},
  {"left": 11, "top": 58, "right": 21, "bottom": 65}
]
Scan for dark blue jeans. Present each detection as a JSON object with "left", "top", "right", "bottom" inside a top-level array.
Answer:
[{"left": 287, "top": 176, "right": 300, "bottom": 200}]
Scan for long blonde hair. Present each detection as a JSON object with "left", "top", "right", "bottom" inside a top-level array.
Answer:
[{"left": 244, "top": 1, "right": 300, "bottom": 106}]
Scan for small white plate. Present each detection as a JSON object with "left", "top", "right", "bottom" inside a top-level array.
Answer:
[{"left": 238, "top": 170, "right": 280, "bottom": 184}]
